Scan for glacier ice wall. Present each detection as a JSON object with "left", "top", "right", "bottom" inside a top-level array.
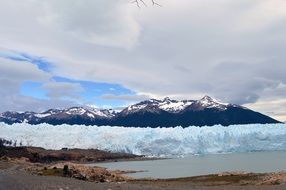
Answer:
[{"left": 1, "top": 123, "right": 286, "bottom": 156}]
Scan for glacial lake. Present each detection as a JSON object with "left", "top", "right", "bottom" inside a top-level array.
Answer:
[{"left": 89, "top": 151, "right": 286, "bottom": 179}]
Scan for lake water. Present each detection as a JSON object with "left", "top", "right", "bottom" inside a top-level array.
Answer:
[{"left": 89, "top": 151, "right": 286, "bottom": 179}]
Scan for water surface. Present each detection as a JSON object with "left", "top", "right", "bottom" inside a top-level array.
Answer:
[{"left": 89, "top": 151, "right": 286, "bottom": 179}]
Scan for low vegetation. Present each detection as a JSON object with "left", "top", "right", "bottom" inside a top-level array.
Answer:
[{"left": 0, "top": 146, "right": 141, "bottom": 163}]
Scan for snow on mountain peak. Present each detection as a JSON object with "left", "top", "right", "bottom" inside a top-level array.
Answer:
[
  {"left": 126, "top": 104, "right": 148, "bottom": 113},
  {"left": 123, "top": 97, "right": 195, "bottom": 114},
  {"left": 31, "top": 107, "right": 117, "bottom": 119},
  {"left": 158, "top": 98, "right": 194, "bottom": 112},
  {"left": 162, "top": 97, "right": 172, "bottom": 102},
  {"left": 197, "top": 95, "right": 229, "bottom": 109},
  {"left": 35, "top": 113, "right": 52, "bottom": 118},
  {"left": 65, "top": 107, "right": 87, "bottom": 115},
  {"left": 122, "top": 96, "right": 231, "bottom": 114},
  {"left": 0, "top": 96, "right": 232, "bottom": 121},
  {"left": 90, "top": 108, "right": 116, "bottom": 118},
  {"left": 201, "top": 95, "right": 214, "bottom": 101}
]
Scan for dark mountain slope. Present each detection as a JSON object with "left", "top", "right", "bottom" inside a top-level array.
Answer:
[{"left": 0, "top": 96, "right": 281, "bottom": 127}]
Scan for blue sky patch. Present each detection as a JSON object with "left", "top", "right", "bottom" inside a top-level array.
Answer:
[
  {"left": 20, "top": 81, "right": 48, "bottom": 100},
  {"left": 1, "top": 51, "right": 54, "bottom": 72},
  {"left": 2, "top": 51, "right": 136, "bottom": 108},
  {"left": 20, "top": 77, "right": 135, "bottom": 108},
  {"left": 52, "top": 76, "right": 135, "bottom": 107}
]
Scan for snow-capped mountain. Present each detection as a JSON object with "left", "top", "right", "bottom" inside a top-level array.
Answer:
[
  {"left": 121, "top": 97, "right": 194, "bottom": 115},
  {"left": 113, "top": 95, "right": 279, "bottom": 127},
  {"left": 0, "top": 96, "right": 281, "bottom": 127},
  {"left": 120, "top": 95, "right": 233, "bottom": 115},
  {"left": 0, "top": 107, "right": 116, "bottom": 125},
  {"left": 189, "top": 95, "right": 229, "bottom": 110},
  {"left": 61, "top": 107, "right": 116, "bottom": 118}
]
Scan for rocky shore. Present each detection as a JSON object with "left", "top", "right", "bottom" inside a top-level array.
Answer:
[
  {"left": 2, "top": 158, "right": 286, "bottom": 190},
  {"left": 2, "top": 146, "right": 286, "bottom": 190},
  {"left": 0, "top": 146, "right": 143, "bottom": 163}
]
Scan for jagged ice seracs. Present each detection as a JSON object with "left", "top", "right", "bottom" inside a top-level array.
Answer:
[{"left": 1, "top": 123, "right": 286, "bottom": 157}]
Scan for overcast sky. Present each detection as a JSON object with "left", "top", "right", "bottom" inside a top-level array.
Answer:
[{"left": 0, "top": 0, "right": 285, "bottom": 121}]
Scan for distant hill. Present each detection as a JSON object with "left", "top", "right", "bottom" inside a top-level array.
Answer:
[{"left": 0, "top": 96, "right": 280, "bottom": 127}]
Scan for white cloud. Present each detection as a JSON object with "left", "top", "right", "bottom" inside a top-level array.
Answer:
[
  {"left": 37, "top": 0, "right": 140, "bottom": 49},
  {"left": 246, "top": 99, "right": 286, "bottom": 122},
  {"left": 0, "top": 58, "right": 50, "bottom": 82},
  {"left": 0, "top": 57, "right": 50, "bottom": 94},
  {"left": 0, "top": 57, "right": 83, "bottom": 112},
  {"left": 0, "top": 0, "right": 286, "bottom": 119},
  {"left": 232, "top": 0, "right": 286, "bottom": 33},
  {"left": 101, "top": 94, "right": 151, "bottom": 102},
  {"left": 0, "top": 95, "right": 80, "bottom": 112},
  {"left": 41, "top": 81, "right": 84, "bottom": 100}
]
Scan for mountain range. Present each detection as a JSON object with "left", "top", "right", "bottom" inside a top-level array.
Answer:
[{"left": 0, "top": 96, "right": 280, "bottom": 127}]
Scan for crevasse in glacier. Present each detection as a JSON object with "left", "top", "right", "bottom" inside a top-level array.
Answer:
[{"left": 1, "top": 123, "right": 286, "bottom": 156}]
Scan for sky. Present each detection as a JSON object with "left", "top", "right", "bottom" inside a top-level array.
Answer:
[{"left": 0, "top": 0, "right": 286, "bottom": 121}]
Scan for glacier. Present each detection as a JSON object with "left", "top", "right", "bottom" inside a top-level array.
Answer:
[{"left": 1, "top": 122, "right": 286, "bottom": 156}]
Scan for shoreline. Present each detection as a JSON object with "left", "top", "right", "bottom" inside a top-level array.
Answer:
[
  {"left": 0, "top": 145, "right": 150, "bottom": 164},
  {"left": 2, "top": 146, "right": 286, "bottom": 189},
  {"left": 1, "top": 159, "right": 286, "bottom": 190}
]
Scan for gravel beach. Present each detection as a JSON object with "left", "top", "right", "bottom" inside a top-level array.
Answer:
[{"left": 1, "top": 163, "right": 286, "bottom": 190}]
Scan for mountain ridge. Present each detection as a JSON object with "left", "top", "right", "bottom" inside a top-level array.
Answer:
[{"left": 0, "top": 96, "right": 281, "bottom": 127}]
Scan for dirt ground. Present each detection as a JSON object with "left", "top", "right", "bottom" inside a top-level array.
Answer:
[
  {"left": 1, "top": 146, "right": 286, "bottom": 190},
  {"left": 1, "top": 160, "right": 286, "bottom": 190}
]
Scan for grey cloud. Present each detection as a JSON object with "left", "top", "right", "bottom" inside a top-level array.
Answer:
[
  {"left": 0, "top": 57, "right": 82, "bottom": 112},
  {"left": 0, "top": 58, "right": 50, "bottom": 83},
  {"left": 38, "top": 0, "right": 140, "bottom": 48},
  {"left": 0, "top": 94, "right": 80, "bottom": 112},
  {"left": 41, "top": 82, "right": 84, "bottom": 100},
  {"left": 101, "top": 94, "right": 151, "bottom": 102},
  {"left": 245, "top": 98, "right": 286, "bottom": 122},
  {"left": 0, "top": 57, "right": 50, "bottom": 97},
  {"left": 0, "top": 0, "right": 286, "bottom": 119},
  {"left": 202, "top": 61, "right": 282, "bottom": 104}
]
